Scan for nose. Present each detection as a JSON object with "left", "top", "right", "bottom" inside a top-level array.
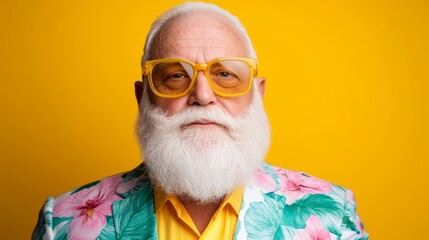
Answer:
[{"left": 188, "top": 71, "right": 217, "bottom": 106}]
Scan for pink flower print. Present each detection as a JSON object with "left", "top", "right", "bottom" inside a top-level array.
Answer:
[
  {"left": 277, "top": 169, "right": 332, "bottom": 204},
  {"left": 116, "top": 177, "right": 140, "bottom": 195},
  {"left": 255, "top": 168, "right": 277, "bottom": 192},
  {"left": 346, "top": 189, "right": 356, "bottom": 203},
  {"left": 295, "top": 216, "right": 331, "bottom": 240},
  {"left": 53, "top": 176, "right": 122, "bottom": 240}
]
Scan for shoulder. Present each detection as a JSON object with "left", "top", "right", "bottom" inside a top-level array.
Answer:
[
  {"left": 252, "top": 162, "right": 347, "bottom": 204},
  {"left": 32, "top": 163, "right": 151, "bottom": 240},
  {"left": 52, "top": 163, "right": 149, "bottom": 208},
  {"left": 236, "top": 162, "right": 368, "bottom": 239}
]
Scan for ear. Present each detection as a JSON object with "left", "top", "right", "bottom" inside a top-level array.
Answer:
[
  {"left": 256, "top": 77, "right": 266, "bottom": 97},
  {"left": 134, "top": 81, "right": 144, "bottom": 107}
]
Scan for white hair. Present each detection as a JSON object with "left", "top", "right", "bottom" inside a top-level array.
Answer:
[{"left": 141, "top": 2, "right": 257, "bottom": 63}]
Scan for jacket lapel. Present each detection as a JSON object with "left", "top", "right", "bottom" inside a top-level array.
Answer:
[
  {"left": 112, "top": 178, "right": 158, "bottom": 240},
  {"left": 234, "top": 186, "right": 285, "bottom": 239}
]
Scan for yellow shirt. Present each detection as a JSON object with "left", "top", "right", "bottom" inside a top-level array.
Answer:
[{"left": 154, "top": 188, "right": 244, "bottom": 240}]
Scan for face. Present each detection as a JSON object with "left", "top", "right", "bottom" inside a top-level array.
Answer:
[
  {"left": 143, "top": 13, "right": 265, "bottom": 117},
  {"left": 135, "top": 12, "right": 270, "bottom": 202}
]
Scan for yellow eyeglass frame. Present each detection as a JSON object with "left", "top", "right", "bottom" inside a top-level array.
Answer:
[{"left": 141, "top": 57, "right": 258, "bottom": 98}]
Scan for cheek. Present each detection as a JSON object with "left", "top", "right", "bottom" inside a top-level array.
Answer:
[
  {"left": 219, "top": 91, "right": 254, "bottom": 117},
  {"left": 149, "top": 93, "right": 188, "bottom": 116}
]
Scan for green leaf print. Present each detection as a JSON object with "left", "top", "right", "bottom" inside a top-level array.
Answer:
[
  {"left": 342, "top": 216, "right": 358, "bottom": 233},
  {"left": 244, "top": 194, "right": 284, "bottom": 240},
  {"left": 282, "top": 194, "right": 343, "bottom": 236},
  {"left": 274, "top": 225, "right": 297, "bottom": 240},
  {"left": 52, "top": 216, "right": 73, "bottom": 229},
  {"left": 53, "top": 219, "right": 71, "bottom": 240},
  {"left": 112, "top": 184, "right": 157, "bottom": 240},
  {"left": 97, "top": 216, "right": 116, "bottom": 240}
]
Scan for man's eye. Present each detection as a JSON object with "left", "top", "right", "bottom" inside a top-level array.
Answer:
[
  {"left": 215, "top": 71, "right": 236, "bottom": 79},
  {"left": 219, "top": 72, "right": 231, "bottom": 78},
  {"left": 166, "top": 73, "right": 187, "bottom": 80}
]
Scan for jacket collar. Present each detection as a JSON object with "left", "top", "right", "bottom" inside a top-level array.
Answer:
[
  {"left": 112, "top": 163, "right": 158, "bottom": 239},
  {"left": 110, "top": 162, "right": 282, "bottom": 240}
]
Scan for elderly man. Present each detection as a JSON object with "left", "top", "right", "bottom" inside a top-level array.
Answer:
[{"left": 33, "top": 2, "right": 368, "bottom": 240}]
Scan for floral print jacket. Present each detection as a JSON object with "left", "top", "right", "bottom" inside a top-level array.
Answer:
[{"left": 33, "top": 162, "right": 368, "bottom": 239}]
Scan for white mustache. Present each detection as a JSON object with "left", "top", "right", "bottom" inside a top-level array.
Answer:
[{"left": 148, "top": 105, "right": 239, "bottom": 132}]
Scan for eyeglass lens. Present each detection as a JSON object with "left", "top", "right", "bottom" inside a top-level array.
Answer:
[{"left": 151, "top": 60, "right": 251, "bottom": 95}]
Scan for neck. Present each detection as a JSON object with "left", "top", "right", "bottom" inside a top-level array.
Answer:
[{"left": 179, "top": 196, "right": 224, "bottom": 234}]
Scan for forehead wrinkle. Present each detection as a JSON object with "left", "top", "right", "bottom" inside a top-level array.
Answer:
[
  {"left": 161, "top": 29, "right": 231, "bottom": 47},
  {"left": 150, "top": 13, "right": 250, "bottom": 60}
]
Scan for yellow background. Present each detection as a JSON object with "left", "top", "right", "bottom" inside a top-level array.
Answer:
[{"left": 1, "top": 0, "right": 428, "bottom": 239}]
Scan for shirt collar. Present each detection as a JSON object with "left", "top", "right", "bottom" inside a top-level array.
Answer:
[{"left": 154, "top": 187, "right": 244, "bottom": 215}]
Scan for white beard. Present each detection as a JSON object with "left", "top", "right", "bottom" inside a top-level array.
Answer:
[{"left": 135, "top": 85, "right": 271, "bottom": 203}]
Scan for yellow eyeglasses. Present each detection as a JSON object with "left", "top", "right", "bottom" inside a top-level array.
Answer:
[{"left": 141, "top": 57, "right": 257, "bottom": 98}]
